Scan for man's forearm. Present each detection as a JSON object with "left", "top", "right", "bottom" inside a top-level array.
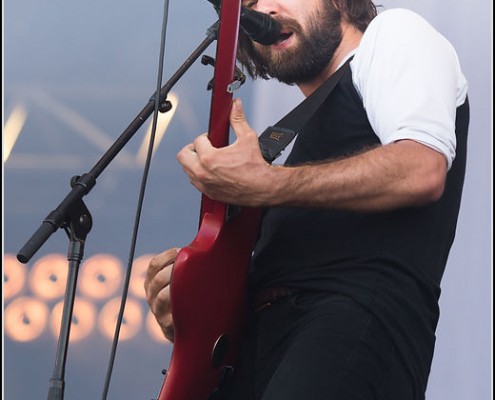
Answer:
[{"left": 267, "top": 139, "right": 448, "bottom": 212}]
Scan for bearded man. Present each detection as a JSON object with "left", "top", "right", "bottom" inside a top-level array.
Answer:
[{"left": 145, "top": 1, "right": 469, "bottom": 399}]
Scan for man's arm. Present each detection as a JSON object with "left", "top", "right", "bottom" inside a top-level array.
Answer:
[{"left": 177, "top": 98, "right": 447, "bottom": 212}]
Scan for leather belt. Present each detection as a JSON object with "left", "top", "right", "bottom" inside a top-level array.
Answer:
[{"left": 253, "top": 287, "right": 300, "bottom": 313}]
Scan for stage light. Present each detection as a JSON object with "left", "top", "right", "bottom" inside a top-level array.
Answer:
[
  {"left": 98, "top": 297, "right": 143, "bottom": 341},
  {"left": 136, "top": 92, "right": 178, "bottom": 165},
  {"left": 29, "top": 254, "right": 68, "bottom": 300},
  {"left": 4, "top": 253, "right": 28, "bottom": 300},
  {"left": 6, "top": 252, "right": 165, "bottom": 343},
  {"left": 79, "top": 254, "right": 123, "bottom": 299},
  {"left": 50, "top": 297, "right": 97, "bottom": 342},
  {"left": 130, "top": 254, "right": 154, "bottom": 299},
  {"left": 3, "top": 104, "right": 27, "bottom": 163},
  {"left": 5, "top": 297, "right": 49, "bottom": 342}
]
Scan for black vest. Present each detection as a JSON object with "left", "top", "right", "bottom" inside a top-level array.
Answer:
[{"left": 250, "top": 64, "right": 469, "bottom": 395}]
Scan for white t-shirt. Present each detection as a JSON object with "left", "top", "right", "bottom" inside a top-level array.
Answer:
[{"left": 346, "top": 8, "right": 468, "bottom": 169}]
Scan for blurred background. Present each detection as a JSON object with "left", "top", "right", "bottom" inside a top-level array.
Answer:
[{"left": 3, "top": 0, "right": 492, "bottom": 399}]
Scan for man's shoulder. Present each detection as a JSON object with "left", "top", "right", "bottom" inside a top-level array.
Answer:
[
  {"left": 365, "top": 8, "right": 435, "bottom": 39},
  {"left": 369, "top": 8, "right": 429, "bottom": 29},
  {"left": 358, "top": 7, "right": 454, "bottom": 60}
]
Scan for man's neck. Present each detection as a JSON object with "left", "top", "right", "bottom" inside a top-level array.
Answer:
[{"left": 298, "top": 22, "right": 363, "bottom": 97}]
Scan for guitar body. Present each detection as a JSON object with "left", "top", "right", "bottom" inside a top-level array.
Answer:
[
  {"left": 158, "top": 206, "right": 261, "bottom": 400},
  {"left": 157, "top": 1, "right": 256, "bottom": 399}
]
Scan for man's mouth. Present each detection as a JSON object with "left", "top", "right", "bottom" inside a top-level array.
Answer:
[{"left": 274, "top": 31, "right": 294, "bottom": 46}]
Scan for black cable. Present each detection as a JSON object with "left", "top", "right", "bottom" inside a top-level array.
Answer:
[{"left": 100, "top": 0, "right": 171, "bottom": 398}]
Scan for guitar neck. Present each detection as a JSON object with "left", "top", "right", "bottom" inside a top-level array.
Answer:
[{"left": 200, "top": 1, "right": 242, "bottom": 219}]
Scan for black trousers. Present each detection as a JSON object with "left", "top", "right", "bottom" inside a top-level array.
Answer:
[{"left": 227, "top": 291, "right": 418, "bottom": 400}]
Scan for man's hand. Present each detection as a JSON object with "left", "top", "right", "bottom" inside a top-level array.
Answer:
[
  {"left": 177, "top": 98, "right": 447, "bottom": 212},
  {"left": 144, "top": 247, "right": 179, "bottom": 342},
  {"left": 177, "top": 98, "right": 275, "bottom": 207}
]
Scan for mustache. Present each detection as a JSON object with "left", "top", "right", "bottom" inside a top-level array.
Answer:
[{"left": 272, "top": 16, "right": 303, "bottom": 35}]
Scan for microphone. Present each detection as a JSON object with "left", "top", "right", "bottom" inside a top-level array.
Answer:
[
  {"left": 240, "top": 6, "right": 282, "bottom": 45},
  {"left": 206, "top": 0, "right": 282, "bottom": 45}
]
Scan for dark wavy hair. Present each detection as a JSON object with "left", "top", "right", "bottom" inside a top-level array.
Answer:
[
  {"left": 337, "top": 0, "right": 378, "bottom": 32},
  {"left": 237, "top": 0, "right": 378, "bottom": 79}
]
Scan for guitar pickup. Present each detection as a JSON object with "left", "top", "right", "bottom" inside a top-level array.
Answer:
[{"left": 201, "top": 55, "right": 246, "bottom": 92}]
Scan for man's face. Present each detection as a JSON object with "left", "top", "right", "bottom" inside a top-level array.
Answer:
[{"left": 245, "top": 0, "right": 343, "bottom": 84}]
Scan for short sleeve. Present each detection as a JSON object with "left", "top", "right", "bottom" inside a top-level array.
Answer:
[{"left": 350, "top": 8, "right": 468, "bottom": 169}]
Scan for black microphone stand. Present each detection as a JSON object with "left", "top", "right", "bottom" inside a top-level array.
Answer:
[{"left": 17, "top": 21, "right": 219, "bottom": 400}]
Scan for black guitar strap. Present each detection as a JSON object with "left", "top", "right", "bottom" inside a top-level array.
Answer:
[{"left": 258, "top": 57, "right": 352, "bottom": 163}]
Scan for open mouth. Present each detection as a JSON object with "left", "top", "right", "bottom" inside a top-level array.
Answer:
[{"left": 275, "top": 31, "right": 293, "bottom": 46}]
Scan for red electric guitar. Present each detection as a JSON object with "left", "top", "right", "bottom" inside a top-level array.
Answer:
[{"left": 156, "top": 1, "right": 261, "bottom": 399}]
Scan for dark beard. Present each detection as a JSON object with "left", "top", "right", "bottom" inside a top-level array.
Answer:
[{"left": 252, "top": 3, "right": 343, "bottom": 85}]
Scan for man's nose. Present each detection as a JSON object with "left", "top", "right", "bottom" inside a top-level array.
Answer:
[{"left": 253, "top": 0, "right": 282, "bottom": 16}]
